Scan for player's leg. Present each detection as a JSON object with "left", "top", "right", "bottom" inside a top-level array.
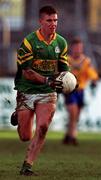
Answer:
[
  {"left": 20, "top": 102, "right": 56, "bottom": 176},
  {"left": 67, "top": 90, "right": 84, "bottom": 141},
  {"left": 18, "top": 109, "right": 37, "bottom": 176},
  {"left": 63, "top": 90, "right": 84, "bottom": 145},
  {"left": 20, "top": 93, "right": 57, "bottom": 175},
  {"left": 11, "top": 92, "right": 35, "bottom": 141},
  {"left": 63, "top": 103, "right": 81, "bottom": 145},
  {"left": 17, "top": 108, "right": 36, "bottom": 176},
  {"left": 17, "top": 109, "right": 34, "bottom": 141},
  {"left": 25, "top": 101, "right": 56, "bottom": 165},
  {"left": 67, "top": 103, "right": 81, "bottom": 138}
]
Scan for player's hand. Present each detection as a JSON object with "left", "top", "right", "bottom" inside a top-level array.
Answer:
[
  {"left": 46, "top": 77, "right": 63, "bottom": 93},
  {"left": 90, "top": 81, "right": 97, "bottom": 89},
  {"left": 90, "top": 80, "right": 97, "bottom": 96}
]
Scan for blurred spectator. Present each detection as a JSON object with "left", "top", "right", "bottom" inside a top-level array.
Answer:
[{"left": 62, "top": 37, "right": 99, "bottom": 145}]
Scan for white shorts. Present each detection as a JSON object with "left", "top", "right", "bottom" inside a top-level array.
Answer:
[{"left": 16, "top": 92, "right": 57, "bottom": 110}]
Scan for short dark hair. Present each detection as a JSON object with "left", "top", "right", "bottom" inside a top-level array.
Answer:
[
  {"left": 70, "top": 37, "right": 83, "bottom": 45},
  {"left": 39, "top": 5, "right": 57, "bottom": 18}
]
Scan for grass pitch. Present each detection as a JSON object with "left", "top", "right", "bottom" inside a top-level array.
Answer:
[{"left": 0, "top": 130, "right": 101, "bottom": 180}]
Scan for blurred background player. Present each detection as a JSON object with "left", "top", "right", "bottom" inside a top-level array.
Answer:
[
  {"left": 11, "top": 5, "right": 69, "bottom": 176},
  {"left": 62, "top": 37, "right": 99, "bottom": 145}
]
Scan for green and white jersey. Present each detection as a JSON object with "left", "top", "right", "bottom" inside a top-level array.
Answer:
[{"left": 14, "top": 29, "right": 69, "bottom": 94}]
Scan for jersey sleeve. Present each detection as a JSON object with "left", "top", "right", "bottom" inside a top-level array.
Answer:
[
  {"left": 58, "top": 38, "right": 70, "bottom": 72},
  {"left": 17, "top": 37, "right": 33, "bottom": 69},
  {"left": 86, "top": 58, "right": 99, "bottom": 80}
]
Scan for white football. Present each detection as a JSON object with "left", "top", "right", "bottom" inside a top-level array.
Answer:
[{"left": 56, "top": 71, "right": 77, "bottom": 93}]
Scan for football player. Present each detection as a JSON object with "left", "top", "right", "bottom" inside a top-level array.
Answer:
[
  {"left": 63, "top": 37, "right": 99, "bottom": 145},
  {"left": 11, "top": 5, "right": 69, "bottom": 176}
]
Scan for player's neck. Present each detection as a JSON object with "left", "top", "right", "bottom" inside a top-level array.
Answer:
[{"left": 39, "top": 29, "right": 54, "bottom": 44}]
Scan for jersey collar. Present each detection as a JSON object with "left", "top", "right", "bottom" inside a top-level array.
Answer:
[{"left": 36, "top": 29, "right": 56, "bottom": 45}]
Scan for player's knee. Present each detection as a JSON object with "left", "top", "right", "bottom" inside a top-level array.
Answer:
[
  {"left": 20, "top": 134, "right": 32, "bottom": 141},
  {"left": 18, "top": 130, "right": 32, "bottom": 141},
  {"left": 39, "top": 124, "right": 48, "bottom": 139},
  {"left": 17, "top": 126, "right": 32, "bottom": 141},
  {"left": 20, "top": 136, "right": 30, "bottom": 142}
]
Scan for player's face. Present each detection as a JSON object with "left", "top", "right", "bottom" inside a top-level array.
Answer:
[
  {"left": 39, "top": 13, "right": 58, "bottom": 35},
  {"left": 71, "top": 43, "right": 84, "bottom": 58}
]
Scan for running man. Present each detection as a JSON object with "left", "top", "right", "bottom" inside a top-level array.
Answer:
[{"left": 11, "top": 5, "right": 69, "bottom": 175}]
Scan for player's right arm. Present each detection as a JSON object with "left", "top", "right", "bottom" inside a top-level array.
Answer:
[
  {"left": 17, "top": 37, "right": 46, "bottom": 84},
  {"left": 17, "top": 38, "right": 33, "bottom": 69}
]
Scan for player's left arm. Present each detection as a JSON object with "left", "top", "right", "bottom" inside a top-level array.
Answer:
[
  {"left": 58, "top": 39, "right": 70, "bottom": 72},
  {"left": 87, "top": 58, "right": 99, "bottom": 89}
]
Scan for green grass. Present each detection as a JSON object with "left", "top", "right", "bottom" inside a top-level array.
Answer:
[{"left": 0, "top": 130, "right": 101, "bottom": 179}]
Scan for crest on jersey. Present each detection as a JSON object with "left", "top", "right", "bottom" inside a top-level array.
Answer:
[{"left": 55, "top": 46, "right": 60, "bottom": 53}]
